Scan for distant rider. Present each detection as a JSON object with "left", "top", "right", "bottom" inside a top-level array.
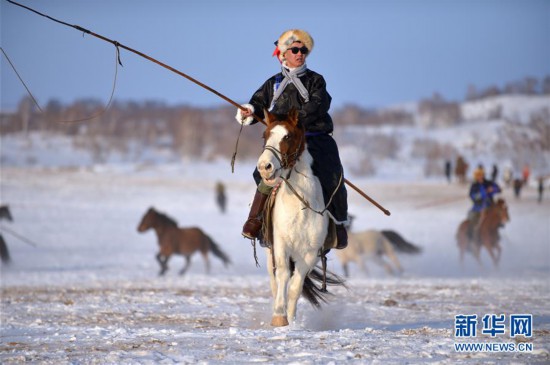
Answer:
[{"left": 468, "top": 167, "right": 502, "bottom": 240}]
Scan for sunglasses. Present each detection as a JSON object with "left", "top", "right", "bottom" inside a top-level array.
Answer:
[{"left": 288, "top": 46, "right": 309, "bottom": 55}]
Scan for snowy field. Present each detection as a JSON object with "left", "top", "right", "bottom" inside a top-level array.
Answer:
[{"left": 1, "top": 162, "right": 549, "bottom": 364}]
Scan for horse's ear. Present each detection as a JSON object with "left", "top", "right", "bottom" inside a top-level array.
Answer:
[
  {"left": 264, "top": 109, "right": 275, "bottom": 126},
  {"left": 288, "top": 108, "right": 299, "bottom": 127}
]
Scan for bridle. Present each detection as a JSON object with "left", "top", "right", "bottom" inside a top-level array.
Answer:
[{"left": 262, "top": 125, "right": 305, "bottom": 172}]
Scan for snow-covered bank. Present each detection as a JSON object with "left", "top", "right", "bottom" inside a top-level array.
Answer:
[{"left": 1, "top": 166, "right": 549, "bottom": 364}]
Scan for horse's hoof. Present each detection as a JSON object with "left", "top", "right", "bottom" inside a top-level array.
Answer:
[{"left": 271, "top": 316, "right": 289, "bottom": 327}]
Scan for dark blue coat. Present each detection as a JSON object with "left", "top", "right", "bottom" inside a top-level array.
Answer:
[{"left": 469, "top": 179, "right": 501, "bottom": 212}]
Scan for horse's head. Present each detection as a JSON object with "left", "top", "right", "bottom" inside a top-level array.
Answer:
[
  {"left": 137, "top": 207, "right": 157, "bottom": 233},
  {"left": 0, "top": 205, "right": 13, "bottom": 222},
  {"left": 498, "top": 198, "right": 510, "bottom": 224},
  {"left": 257, "top": 109, "right": 305, "bottom": 187},
  {"left": 495, "top": 198, "right": 510, "bottom": 226}
]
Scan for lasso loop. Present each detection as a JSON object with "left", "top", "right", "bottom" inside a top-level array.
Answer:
[{"left": 1, "top": 43, "right": 121, "bottom": 124}]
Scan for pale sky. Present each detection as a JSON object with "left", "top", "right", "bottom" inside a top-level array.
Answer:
[{"left": 1, "top": 0, "right": 549, "bottom": 111}]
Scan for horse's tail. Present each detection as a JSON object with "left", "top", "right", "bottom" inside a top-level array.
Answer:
[
  {"left": 302, "top": 266, "right": 346, "bottom": 308},
  {"left": 381, "top": 230, "right": 422, "bottom": 254},
  {"left": 205, "top": 234, "right": 231, "bottom": 267},
  {"left": 0, "top": 234, "right": 11, "bottom": 264}
]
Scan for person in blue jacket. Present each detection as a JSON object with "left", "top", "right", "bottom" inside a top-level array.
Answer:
[{"left": 468, "top": 167, "right": 502, "bottom": 240}]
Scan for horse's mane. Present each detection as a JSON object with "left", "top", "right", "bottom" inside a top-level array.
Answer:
[
  {"left": 153, "top": 210, "right": 178, "bottom": 227},
  {"left": 489, "top": 198, "right": 505, "bottom": 212}
]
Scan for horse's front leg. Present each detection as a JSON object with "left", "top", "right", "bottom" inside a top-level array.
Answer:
[
  {"left": 486, "top": 238, "right": 500, "bottom": 268},
  {"left": 266, "top": 248, "right": 277, "bottom": 298},
  {"left": 271, "top": 250, "right": 291, "bottom": 327},
  {"left": 156, "top": 253, "right": 168, "bottom": 276},
  {"left": 494, "top": 239, "right": 502, "bottom": 266},
  {"left": 287, "top": 252, "right": 318, "bottom": 323},
  {"left": 472, "top": 242, "right": 483, "bottom": 267}
]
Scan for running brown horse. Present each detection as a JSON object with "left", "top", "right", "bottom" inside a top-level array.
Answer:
[
  {"left": 137, "top": 207, "right": 231, "bottom": 276},
  {"left": 456, "top": 198, "right": 510, "bottom": 267}
]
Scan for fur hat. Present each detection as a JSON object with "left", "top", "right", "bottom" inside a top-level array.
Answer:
[
  {"left": 473, "top": 167, "right": 485, "bottom": 179},
  {"left": 273, "top": 29, "right": 314, "bottom": 61}
]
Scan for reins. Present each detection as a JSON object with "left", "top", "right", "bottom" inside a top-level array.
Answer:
[{"left": 280, "top": 172, "right": 344, "bottom": 217}]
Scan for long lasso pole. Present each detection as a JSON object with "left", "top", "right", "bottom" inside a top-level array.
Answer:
[
  {"left": 6, "top": 0, "right": 390, "bottom": 216},
  {"left": 344, "top": 179, "right": 390, "bottom": 216},
  {"left": 6, "top": 0, "right": 266, "bottom": 125}
]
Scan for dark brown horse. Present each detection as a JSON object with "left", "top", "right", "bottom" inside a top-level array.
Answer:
[
  {"left": 137, "top": 207, "right": 231, "bottom": 276},
  {"left": 454, "top": 156, "right": 469, "bottom": 184},
  {"left": 456, "top": 198, "right": 510, "bottom": 267},
  {"left": 0, "top": 205, "right": 13, "bottom": 222}
]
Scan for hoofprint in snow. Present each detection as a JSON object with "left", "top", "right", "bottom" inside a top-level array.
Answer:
[{"left": 1, "top": 165, "right": 549, "bottom": 364}]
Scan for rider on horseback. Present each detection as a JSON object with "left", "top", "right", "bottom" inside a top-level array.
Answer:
[
  {"left": 468, "top": 167, "right": 502, "bottom": 241},
  {"left": 235, "top": 29, "right": 348, "bottom": 249}
]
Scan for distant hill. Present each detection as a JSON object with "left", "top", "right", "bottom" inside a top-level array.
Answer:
[
  {"left": 1, "top": 95, "right": 549, "bottom": 182},
  {"left": 337, "top": 94, "right": 550, "bottom": 181}
]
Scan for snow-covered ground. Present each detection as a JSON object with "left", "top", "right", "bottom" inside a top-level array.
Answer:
[{"left": 1, "top": 161, "right": 549, "bottom": 364}]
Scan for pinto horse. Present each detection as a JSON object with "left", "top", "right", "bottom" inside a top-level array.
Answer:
[
  {"left": 256, "top": 109, "right": 345, "bottom": 327},
  {"left": 456, "top": 198, "right": 510, "bottom": 267},
  {"left": 137, "top": 207, "right": 231, "bottom": 275}
]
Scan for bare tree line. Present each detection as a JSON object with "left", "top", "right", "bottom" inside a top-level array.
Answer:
[{"left": 1, "top": 75, "right": 548, "bottom": 165}]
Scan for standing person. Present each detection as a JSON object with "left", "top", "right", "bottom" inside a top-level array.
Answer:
[
  {"left": 513, "top": 177, "right": 523, "bottom": 198},
  {"left": 215, "top": 181, "right": 227, "bottom": 214},
  {"left": 467, "top": 167, "right": 502, "bottom": 241},
  {"left": 235, "top": 29, "right": 348, "bottom": 249},
  {"left": 522, "top": 164, "right": 531, "bottom": 186},
  {"left": 538, "top": 177, "right": 544, "bottom": 203},
  {"left": 491, "top": 163, "right": 499, "bottom": 183},
  {"left": 444, "top": 160, "right": 452, "bottom": 183}
]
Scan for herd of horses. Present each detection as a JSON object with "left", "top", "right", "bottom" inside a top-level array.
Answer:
[{"left": 2, "top": 111, "right": 513, "bottom": 327}]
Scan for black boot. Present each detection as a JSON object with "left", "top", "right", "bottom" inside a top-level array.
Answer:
[
  {"left": 242, "top": 190, "right": 269, "bottom": 240},
  {"left": 335, "top": 225, "right": 348, "bottom": 249}
]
